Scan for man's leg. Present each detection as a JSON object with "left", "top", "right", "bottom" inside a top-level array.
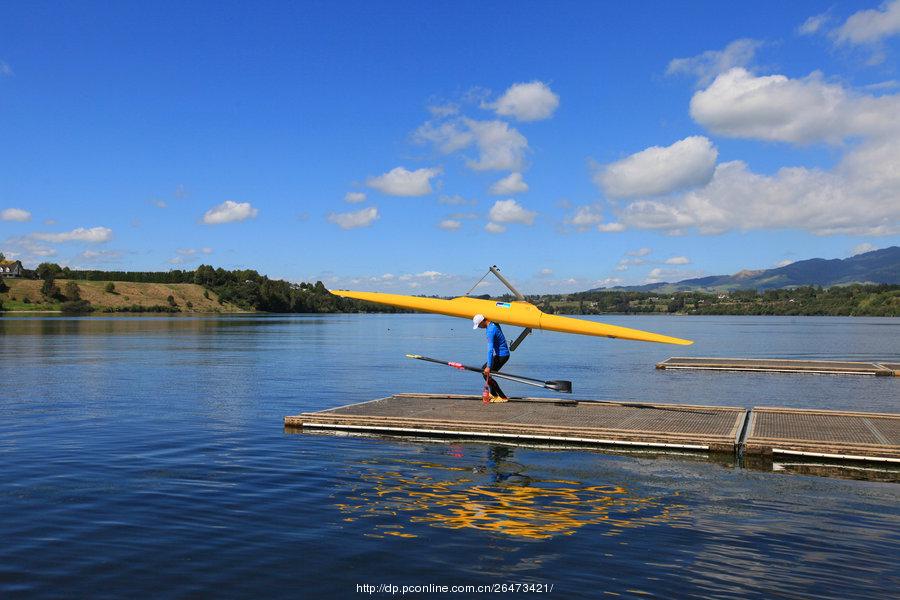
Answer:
[
  {"left": 489, "top": 355, "right": 509, "bottom": 398},
  {"left": 482, "top": 361, "right": 495, "bottom": 395}
]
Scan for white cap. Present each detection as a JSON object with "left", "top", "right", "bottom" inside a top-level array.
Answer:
[{"left": 472, "top": 314, "right": 485, "bottom": 329}]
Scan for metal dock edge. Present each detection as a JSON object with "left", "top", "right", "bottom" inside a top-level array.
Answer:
[{"left": 657, "top": 356, "right": 899, "bottom": 376}]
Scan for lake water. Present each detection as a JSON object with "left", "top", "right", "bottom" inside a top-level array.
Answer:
[{"left": 1, "top": 314, "right": 898, "bottom": 598}]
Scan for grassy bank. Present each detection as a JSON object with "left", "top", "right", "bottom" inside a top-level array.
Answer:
[{"left": 0, "top": 279, "right": 246, "bottom": 313}]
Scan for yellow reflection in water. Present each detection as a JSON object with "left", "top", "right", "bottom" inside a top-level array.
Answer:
[{"left": 335, "top": 448, "right": 687, "bottom": 540}]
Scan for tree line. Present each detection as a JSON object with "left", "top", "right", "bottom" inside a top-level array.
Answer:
[
  {"left": 531, "top": 284, "right": 899, "bottom": 317},
  {"left": 6, "top": 261, "right": 897, "bottom": 316}
]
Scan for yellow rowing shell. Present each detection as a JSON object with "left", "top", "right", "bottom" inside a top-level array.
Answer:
[{"left": 330, "top": 290, "right": 693, "bottom": 346}]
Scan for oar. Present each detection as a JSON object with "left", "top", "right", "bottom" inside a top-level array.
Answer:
[{"left": 405, "top": 354, "right": 573, "bottom": 394}]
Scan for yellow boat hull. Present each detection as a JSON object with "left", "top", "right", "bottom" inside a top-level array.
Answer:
[{"left": 330, "top": 290, "right": 693, "bottom": 346}]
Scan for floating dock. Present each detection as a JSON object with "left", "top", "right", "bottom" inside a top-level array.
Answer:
[
  {"left": 656, "top": 356, "right": 900, "bottom": 376},
  {"left": 744, "top": 407, "right": 900, "bottom": 462},
  {"left": 286, "top": 394, "right": 900, "bottom": 465},
  {"left": 287, "top": 393, "right": 745, "bottom": 452}
]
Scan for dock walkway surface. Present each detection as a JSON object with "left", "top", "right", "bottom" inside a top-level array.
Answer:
[
  {"left": 656, "top": 356, "right": 900, "bottom": 376},
  {"left": 286, "top": 394, "right": 900, "bottom": 464},
  {"left": 744, "top": 407, "right": 900, "bottom": 462},
  {"left": 287, "top": 393, "right": 745, "bottom": 452}
]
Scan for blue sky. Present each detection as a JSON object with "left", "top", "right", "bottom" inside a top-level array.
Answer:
[{"left": 1, "top": 1, "right": 899, "bottom": 294}]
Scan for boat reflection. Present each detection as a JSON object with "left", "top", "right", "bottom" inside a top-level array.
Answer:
[{"left": 334, "top": 445, "right": 688, "bottom": 540}]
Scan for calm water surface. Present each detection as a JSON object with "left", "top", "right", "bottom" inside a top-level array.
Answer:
[{"left": 1, "top": 314, "right": 898, "bottom": 598}]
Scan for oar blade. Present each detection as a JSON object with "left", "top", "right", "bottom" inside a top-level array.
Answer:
[{"left": 546, "top": 380, "right": 573, "bottom": 393}]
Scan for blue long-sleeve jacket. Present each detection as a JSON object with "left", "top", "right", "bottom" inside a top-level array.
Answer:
[{"left": 486, "top": 322, "right": 510, "bottom": 366}]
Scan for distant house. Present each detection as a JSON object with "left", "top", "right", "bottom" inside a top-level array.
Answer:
[{"left": 0, "top": 260, "right": 24, "bottom": 277}]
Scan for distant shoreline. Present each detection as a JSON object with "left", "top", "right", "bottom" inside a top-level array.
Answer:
[
  {"left": 2, "top": 267, "right": 896, "bottom": 317},
  {"left": 2, "top": 310, "right": 897, "bottom": 319}
]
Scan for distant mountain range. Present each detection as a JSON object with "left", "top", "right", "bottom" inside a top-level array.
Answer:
[{"left": 596, "top": 246, "right": 900, "bottom": 292}]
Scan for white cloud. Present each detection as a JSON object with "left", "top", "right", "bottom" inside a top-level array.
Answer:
[
  {"left": 32, "top": 226, "right": 113, "bottom": 243},
  {"left": 564, "top": 205, "right": 624, "bottom": 233},
  {"left": 344, "top": 192, "right": 367, "bottom": 203},
  {"left": 448, "top": 211, "right": 478, "bottom": 220},
  {"left": 489, "top": 172, "right": 528, "bottom": 195},
  {"left": 327, "top": 206, "right": 379, "bottom": 230},
  {"left": 667, "top": 39, "right": 762, "bottom": 86},
  {"left": 690, "top": 68, "right": 900, "bottom": 144},
  {"left": 775, "top": 259, "right": 795, "bottom": 267},
  {"left": 428, "top": 103, "right": 459, "bottom": 117},
  {"left": 320, "top": 269, "right": 488, "bottom": 294},
  {"left": 2, "top": 236, "right": 57, "bottom": 262},
  {"left": 176, "top": 247, "right": 214, "bottom": 257},
  {"left": 595, "top": 136, "right": 718, "bottom": 198},
  {"left": 415, "top": 117, "right": 529, "bottom": 172},
  {"left": 484, "top": 222, "right": 506, "bottom": 234},
  {"left": 604, "top": 67, "right": 898, "bottom": 236},
  {"left": 414, "top": 121, "right": 474, "bottom": 153},
  {"left": 319, "top": 269, "right": 619, "bottom": 295},
  {"left": 77, "top": 249, "right": 122, "bottom": 263},
  {"left": 593, "top": 277, "right": 624, "bottom": 288},
  {"left": 616, "top": 250, "right": 650, "bottom": 271},
  {"left": 438, "top": 194, "right": 476, "bottom": 206},
  {"left": 0, "top": 61, "right": 12, "bottom": 77},
  {"left": 29, "top": 243, "right": 57, "bottom": 256},
  {"left": 834, "top": 0, "right": 900, "bottom": 46},
  {"left": 851, "top": 242, "right": 878, "bottom": 255},
  {"left": 464, "top": 119, "right": 529, "bottom": 171},
  {"left": 799, "top": 13, "right": 829, "bottom": 36},
  {"left": 644, "top": 267, "right": 704, "bottom": 284},
  {"left": 1, "top": 208, "right": 31, "bottom": 222},
  {"left": 154, "top": 200, "right": 168, "bottom": 208},
  {"left": 438, "top": 219, "right": 461, "bottom": 231},
  {"left": 664, "top": 256, "right": 691, "bottom": 265},
  {"left": 616, "top": 148, "right": 900, "bottom": 235},
  {"left": 202, "top": 200, "right": 258, "bottom": 224},
  {"left": 488, "top": 199, "right": 536, "bottom": 225},
  {"left": 485, "top": 81, "right": 560, "bottom": 121},
  {"left": 168, "top": 251, "right": 210, "bottom": 265},
  {"left": 567, "top": 205, "right": 604, "bottom": 231},
  {"left": 864, "top": 80, "right": 900, "bottom": 91},
  {"left": 366, "top": 166, "right": 441, "bottom": 196}
]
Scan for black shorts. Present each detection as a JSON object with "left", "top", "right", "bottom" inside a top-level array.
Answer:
[{"left": 483, "top": 353, "right": 509, "bottom": 372}]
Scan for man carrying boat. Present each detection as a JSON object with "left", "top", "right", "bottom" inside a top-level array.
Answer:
[{"left": 473, "top": 314, "right": 510, "bottom": 402}]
